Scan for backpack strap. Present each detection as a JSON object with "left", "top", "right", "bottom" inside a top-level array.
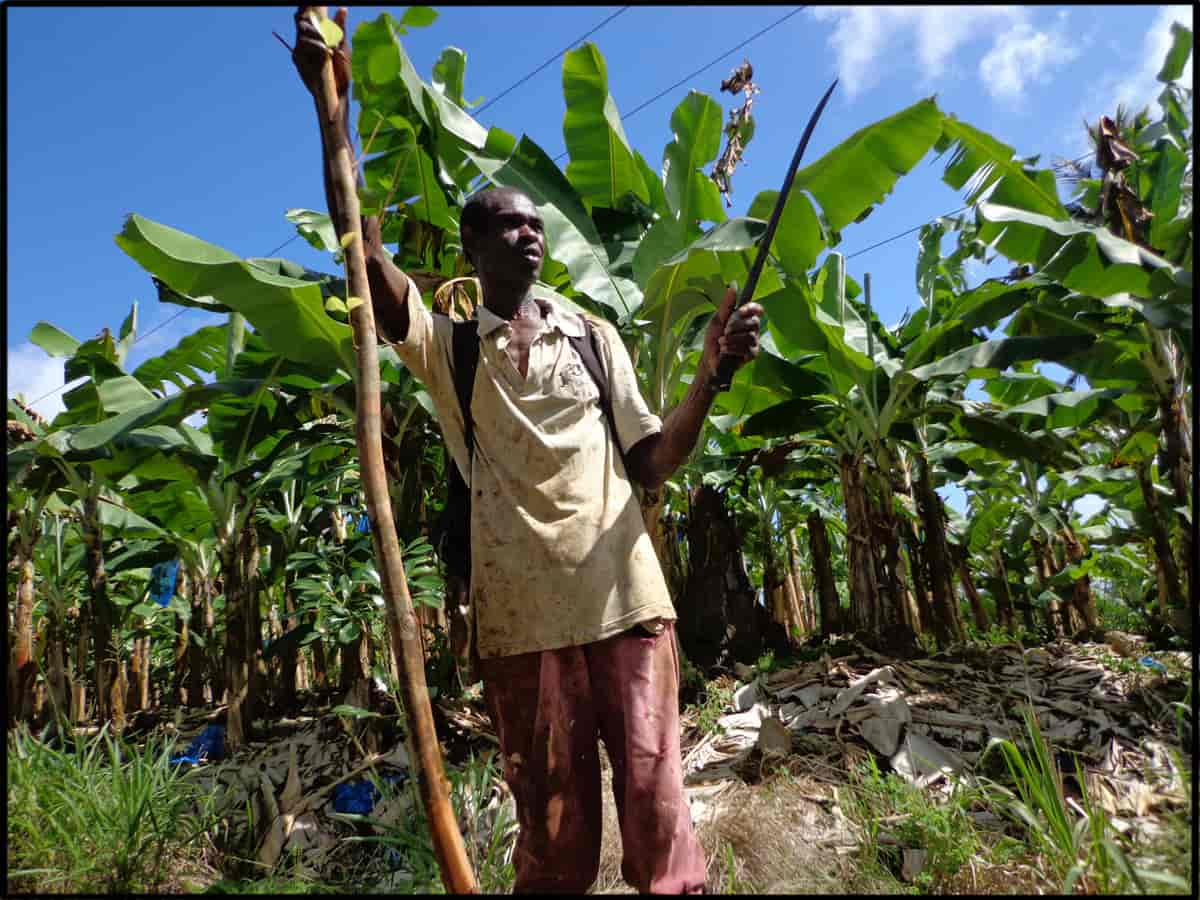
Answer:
[
  {"left": 439, "top": 320, "right": 481, "bottom": 581},
  {"left": 567, "top": 319, "right": 629, "bottom": 474},
  {"left": 450, "top": 319, "right": 481, "bottom": 476}
]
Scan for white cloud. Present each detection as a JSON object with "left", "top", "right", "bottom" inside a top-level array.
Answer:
[
  {"left": 6, "top": 343, "right": 80, "bottom": 422},
  {"left": 809, "top": 7, "right": 1080, "bottom": 103},
  {"left": 1109, "top": 5, "right": 1193, "bottom": 115},
  {"left": 979, "top": 21, "right": 1081, "bottom": 102}
]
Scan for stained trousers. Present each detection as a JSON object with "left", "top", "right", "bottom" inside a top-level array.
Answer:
[{"left": 478, "top": 623, "right": 707, "bottom": 894}]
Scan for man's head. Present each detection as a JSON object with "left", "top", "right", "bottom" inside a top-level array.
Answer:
[{"left": 460, "top": 187, "right": 545, "bottom": 284}]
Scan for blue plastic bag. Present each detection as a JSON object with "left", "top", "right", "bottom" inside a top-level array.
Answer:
[
  {"left": 169, "top": 724, "right": 225, "bottom": 766},
  {"left": 1139, "top": 655, "right": 1168, "bottom": 673},
  {"left": 332, "top": 770, "right": 408, "bottom": 814},
  {"left": 149, "top": 558, "right": 180, "bottom": 606},
  {"left": 356, "top": 512, "right": 371, "bottom": 534}
]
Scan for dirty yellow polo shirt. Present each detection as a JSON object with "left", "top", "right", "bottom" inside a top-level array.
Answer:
[{"left": 390, "top": 276, "right": 676, "bottom": 659}]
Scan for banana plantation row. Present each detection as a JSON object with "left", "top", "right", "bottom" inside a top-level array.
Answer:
[{"left": 8, "top": 15, "right": 1192, "bottom": 752}]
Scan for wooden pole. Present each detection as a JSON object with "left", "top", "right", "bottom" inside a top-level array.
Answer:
[{"left": 299, "top": 7, "right": 478, "bottom": 892}]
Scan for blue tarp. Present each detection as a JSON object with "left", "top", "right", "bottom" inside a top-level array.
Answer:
[
  {"left": 169, "top": 724, "right": 225, "bottom": 766},
  {"left": 149, "top": 558, "right": 180, "bottom": 606},
  {"left": 356, "top": 512, "right": 371, "bottom": 534},
  {"left": 1139, "top": 655, "right": 1168, "bottom": 673},
  {"left": 332, "top": 770, "right": 408, "bottom": 814}
]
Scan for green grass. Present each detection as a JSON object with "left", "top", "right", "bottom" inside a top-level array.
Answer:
[
  {"left": 6, "top": 722, "right": 218, "bottom": 894},
  {"left": 963, "top": 621, "right": 1039, "bottom": 647},
  {"left": 838, "top": 754, "right": 985, "bottom": 892},
  {"left": 979, "top": 704, "right": 1191, "bottom": 894}
]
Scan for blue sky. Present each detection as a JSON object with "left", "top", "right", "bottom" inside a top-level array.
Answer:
[{"left": 7, "top": 3, "right": 1192, "bottom": 439}]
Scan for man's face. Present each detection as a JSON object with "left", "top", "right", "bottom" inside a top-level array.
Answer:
[{"left": 470, "top": 191, "right": 545, "bottom": 281}]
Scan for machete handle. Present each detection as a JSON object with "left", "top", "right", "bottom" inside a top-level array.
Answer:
[{"left": 708, "top": 353, "right": 740, "bottom": 392}]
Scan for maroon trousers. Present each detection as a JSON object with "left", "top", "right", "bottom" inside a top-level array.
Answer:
[{"left": 478, "top": 624, "right": 707, "bottom": 894}]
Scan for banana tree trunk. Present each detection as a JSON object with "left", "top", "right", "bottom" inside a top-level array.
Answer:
[
  {"left": 45, "top": 620, "right": 70, "bottom": 725},
  {"left": 278, "top": 574, "right": 300, "bottom": 707},
  {"left": 764, "top": 544, "right": 790, "bottom": 640},
  {"left": 991, "top": 550, "right": 1016, "bottom": 633},
  {"left": 680, "top": 484, "right": 759, "bottom": 669},
  {"left": 839, "top": 454, "right": 880, "bottom": 633},
  {"left": 340, "top": 627, "right": 371, "bottom": 711},
  {"left": 10, "top": 548, "right": 37, "bottom": 725},
  {"left": 186, "top": 565, "right": 212, "bottom": 705},
  {"left": 900, "top": 517, "right": 934, "bottom": 637},
  {"left": 172, "top": 566, "right": 189, "bottom": 705},
  {"left": 868, "top": 462, "right": 910, "bottom": 636},
  {"left": 308, "top": 609, "right": 328, "bottom": 691},
  {"left": 914, "top": 456, "right": 964, "bottom": 646},
  {"left": 222, "top": 519, "right": 261, "bottom": 750},
  {"left": 787, "top": 531, "right": 814, "bottom": 636},
  {"left": 71, "top": 602, "right": 88, "bottom": 723},
  {"left": 1031, "top": 536, "right": 1066, "bottom": 638},
  {"left": 82, "top": 494, "right": 123, "bottom": 730},
  {"left": 1060, "top": 528, "right": 1097, "bottom": 633},
  {"left": 127, "top": 622, "right": 149, "bottom": 714},
  {"left": 303, "top": 8, "right": 478, "bottom": 889},
  {"left": 897, "top": 463, "right": 934, "bottom": 637},
  {"left": 806, "top": 512, "right": 841, "bottom": 637},
  {"left": 1154, "top": 339, "right": 1192, "bottom": 602},
  {"left": 955, "top": 550, "right": 989, "bottom": 632},
  {"left": 780, "top": 567, "right": 802, "bottom": 641},
  {"left": 1137, "top": 461, "right": 1185, "bottom": 612},
  {"left": 247, "top": 531, "right": 267, "bottom": 719}
]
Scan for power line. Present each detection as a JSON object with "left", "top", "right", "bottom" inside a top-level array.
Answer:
[
  {"left": 473, "top": 7, "right": 631, "bottom": 117},
  {"left": 551, "top": 6, "right": 807, "bottom": 163}
]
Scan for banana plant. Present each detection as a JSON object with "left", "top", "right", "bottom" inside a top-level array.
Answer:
[{"left": 966, "top": 35, "right": 1193, "bottom": 623}]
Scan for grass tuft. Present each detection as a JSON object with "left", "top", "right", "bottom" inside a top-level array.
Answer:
[{"left": 6, "top": 722, "right": 218, "bottom": 894}]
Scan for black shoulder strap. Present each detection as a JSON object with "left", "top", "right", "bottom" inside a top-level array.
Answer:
[
  {"left": 450, "top": 319, "right": 481, "bottom": 479},
  {"left": 568, "top": 320, "right": 628, "bottom": 472}
]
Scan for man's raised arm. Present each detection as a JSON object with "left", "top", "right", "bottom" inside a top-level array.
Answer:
[
  {"left": 624, "top": 286, "right": 762, "bottom": 491},
  {"left": 291, "top": 6, "right": 411, "bottom": 343}
]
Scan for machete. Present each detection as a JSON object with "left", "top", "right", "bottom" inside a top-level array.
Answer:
[{"left": 708, "top": 78, "right": 839, "bottom": 392}]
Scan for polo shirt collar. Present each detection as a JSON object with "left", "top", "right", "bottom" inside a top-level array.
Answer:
[{"left": 476, "top": 291, "right": 585, "bottom": 339}]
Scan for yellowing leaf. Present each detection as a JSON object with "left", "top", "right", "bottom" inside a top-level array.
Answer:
[
  {"left": 317, "top": 17, "right": 343, "bottom": 48},
  {"left": 346, "top": 296, "right": 365, "bottom": 311},
  {"left": 340, "top": 231, "right": 358, "bottom": 249},
  {"left": 325, "top": 297, "right": 348, "bottom": 314}
]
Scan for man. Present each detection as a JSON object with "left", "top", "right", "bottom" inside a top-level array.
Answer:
[{"left": 294, "top": 9, "right": 763, "bottom": 893}]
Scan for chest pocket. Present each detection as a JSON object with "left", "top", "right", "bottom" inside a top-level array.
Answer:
[{"left": 557, "top": 354, "right": 600, "bottom": 405}]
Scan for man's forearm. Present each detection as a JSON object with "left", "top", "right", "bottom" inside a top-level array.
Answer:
[{"left": 626, "top": 365, "right": 718, "bottom": 491}]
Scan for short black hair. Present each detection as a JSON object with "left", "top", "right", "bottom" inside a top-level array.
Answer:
[{"left": 460, "top": 187, "right": 532, "bottom": 232}]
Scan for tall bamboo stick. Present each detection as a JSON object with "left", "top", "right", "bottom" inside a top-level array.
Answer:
[{"left": 299, "top": 7, "right": 478, "bottom": 891}]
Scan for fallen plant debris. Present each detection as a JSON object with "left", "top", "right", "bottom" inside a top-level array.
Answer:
[{"left": 678, "top": 633, "right": 1191, "bottom": 883}]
